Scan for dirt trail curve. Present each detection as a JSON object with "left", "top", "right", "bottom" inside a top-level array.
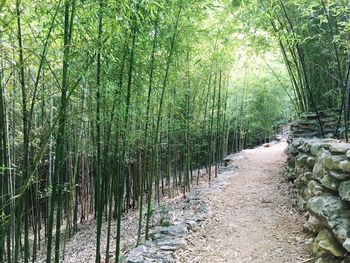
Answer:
[{"left": 176, "top": 142, "right": 312, "bottom": 263}]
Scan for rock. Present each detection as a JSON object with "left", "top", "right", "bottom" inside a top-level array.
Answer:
[
  {"left": 329, "top": 170, "right": 350, "bottom": 181},
  {"left": 304, "top": 215, "right": 322, "bottom": 233},
  {"left": 192, "top": 212, "right": 210, "bottom": 222},
  {"left": 313, "top": 149, "right": 331, "bottom": 179},
  {"left": 284, "top": 170, "right": 296, "bottom": 180},
  {"left": 316, "top": 256, "right": 342, "bottom": 263},
  {"left": 127, "top": 255, "right": 144, "bottom": 263},
  {"left": 307, "top": 195, "right": 350, "bottom": 245},
  {"left": 301, "top": 187, "right": 312, "bottom": 200},
  {"left": 296, "top": 173, "right": 310, "bottom": 188},
  {"left": 312, "top": 229, "right": 346, "bottom": 257},
  {"left": 303, "top": 112, "right": 320, "bottom": 119},
  {"left": 330, "top": 144, "right": 349, "bottom": 154},
  {"left": 305, "top": 171, "right": 313, "bottom": 180},
  {"left": 145, "top": 252, "right": 173, "bottom": 262},
  {"left": 156, "top": 238, "right": 187, "bottom": 251},
  {"left": 284, "top": 144, "right": 297, "bottom": 155},
  {"left": 308, "top": 180, "right": 325, "bottom": 196},
  {"left": 128, "top": 239, "right": 175, "bottom": 262},
  {"left": 150, "top": 224, "right": 188, "bottom": 241},
  {"left": 218, "top": 166, "right": 232, "bottom": 173},
  {"left": 347, "top": 150, "right": 350, "bottom": 160},
  {"left": 311, "top": 143, "right": 323, "bottom": 156},
  {"left": 184, "top": 199, "right": 211, "bottom": 221},
  {"left": 296, "top": 154, "right": 309, "bottom": 165},
  {"left": 184, "top": 219, "right": 199, "bottom": 232},
  {"left": 298, "top": 143, "right": 311, "bottom": 153},
  {"left": 222, "top": 156, "right": 232, "bottom": 166},
  {"left": 304, "top": 238, "right": 314, "bottom": 245},
  {"left": 127, "top": 245, "right": 148, "bottom": 263},
  {"left": 319, "top": 173, "right": 340, "bottom": 191},
  {"left": 339, "top": 181, "right": 350, "bottom": 202},
  {"left": 292, "top": 138, "right": 305, "bottom": 148},
  {"left": 293, "top": 131, "right": 318, "bottom": 138},
  {"left": 307, "top": 156, "right": 316, "bottom": 167},
  {"left": 340, "top": 160, "right": 350, "bottom": 172},
  {"left": 297, "top": 196, "right": 307, "bottom": 211},
  {"left": 324, "top": 155, "right": 344, "bottom": 170},
  {"left": 342, "top": 238, "right": 350, "bottom": 252}
]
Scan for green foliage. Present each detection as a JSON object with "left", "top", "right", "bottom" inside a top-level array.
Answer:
[
  {"left": 0, "top": 0, "right": 317, "bottom": 262},
  {"left": 240, "top": 0, "right": 350, "bottom": 114},
  {"left": 227, "top": 44, "right": 293, "bottom": 146}
]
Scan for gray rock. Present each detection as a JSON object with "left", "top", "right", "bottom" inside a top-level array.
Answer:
[
  {"left": 312, "top": 229, "right": 346, "bottom": 257},
  {"left": 313, "top": 149, "right": 331, "bottom": 179},
  {"left": 184, "top": 219, "right": 199, "bottom": 232},
  {"left": 308, "top": 139, "right": 338, "bottom": 153},
  {"left": 311, "top": 143, "right": 323, "bottom": 156},
  {"left": 184, "top": 199, "right": 211, "bottom": 217},
  {"left": 127, "top": 245, "right": 148, "bottom": 263},
  {"left": 292, "top": 138, "right": 305, "bottom": 147},
  {"left": 307, "top": 156, "right": 316, "bottom": 167},
  {"left": 301, "top": 187, "right": 312, "bottom": 201},
  {"left": 305, "top": 171, "right": 313, "bottom": 180},
  {"left": 301, "top": 113, "right": 318, "bottom": 119},
  {"left": 329, "top": 170, "right": 350, "bottom": 181},
  {"left": 156, "top": 238, "right": 187, "bottom": 251},
  {"left": 145, "top": 253, "right": 173, "bottom": 262},
  {"left": 324, "top": 155, "right": 344, "bottom": 170},
  {"left": 297, "top": 196, "right": 307, "bottom": 210},
  {"left": 127, "top": 255, "right": 144, "bottom": 263},
  {"left": 296, "top": 154, "right": 309, "bottom": 165},
  {"left": 307, "top": 195, "right": 350, "bottom": 244},
  {"left": 284, "top": 144, "right": 297, "bottom": 155},
  {"left": 340, "top": 160, "right": 350, "bottom": 172},
  {"left": 150, "top": 224, "right": 188, "bottom": 241},
  {"left": 315, "top": 256, "right": 342, "bottom": 263},
  {"left": 294, "top": 131, "right": 318, "bottom": 138},
  {"left": 339, "top": 181, "right": 350, "bottom": 202},
  {"left": 342, "top": 238, "right": 350, "bottom": 252},
  {"left": 319, "top": 173, "right": 340, "bottom": 191},
  {"left": 298, "top": 143, "right": 311, "bottom": 153},
  {"left": 296, "top": 173, "right": 310, "bottom": 188},
  {"left": 304, "top": 214, "right": 322, "bottom": 233},
  {"left": 308, "top": 180, "right": 325, "bottom": 196},
  {"left": 330, "top": 144, "right": 349, "bottom": 154},
  {"left": 192, "top": 212, "right": 210, "bottom": 222}
]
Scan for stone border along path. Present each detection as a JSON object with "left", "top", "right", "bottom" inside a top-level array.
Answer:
[
  {"left": 126, "top": 141, "right": 313, "bottom": 263},
  {"left": 125, "top": 159, "right": 233, "bottom": 263}
]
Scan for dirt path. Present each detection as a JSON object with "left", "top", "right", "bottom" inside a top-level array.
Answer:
[{"left": 176, "top": 142, "right": 312, "bottom": 263}]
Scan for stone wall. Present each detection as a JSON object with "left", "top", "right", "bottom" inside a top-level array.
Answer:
[
  {"left": 285, "top": 138, "right": 350, "bottom": 263},
  {"left": 289, "top": 111, "right": 338, "bottom": 139}
]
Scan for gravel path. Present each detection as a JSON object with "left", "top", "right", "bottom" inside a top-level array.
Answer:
[{"left": 176, "top": 142, "right": 312, "bottom": 263}]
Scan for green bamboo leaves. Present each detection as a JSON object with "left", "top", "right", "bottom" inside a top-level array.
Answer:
[
  {"left": 247, "top": 0, "right": 349, "bottom": 135},
  {"left": 0, "top": 1, "right": 294, "bottom": 262}
]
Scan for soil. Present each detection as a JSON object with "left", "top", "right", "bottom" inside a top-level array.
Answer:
[{"left": 175, "top": 142, "right": 313, "bottom": 263}]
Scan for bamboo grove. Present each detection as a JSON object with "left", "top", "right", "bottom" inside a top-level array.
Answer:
[
  {"left": 0, "top": 1, "right": 238, "bottom": 262},
  {"left": 242, "top": 0, "right": 350, "bottom": 138},
  {"left": 1, "top": 0, "right": 349, "bottom": 262}
]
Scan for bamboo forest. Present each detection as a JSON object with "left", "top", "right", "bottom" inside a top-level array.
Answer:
[{"left": 0, "top": 0, "right": 349, "bottom": 262}]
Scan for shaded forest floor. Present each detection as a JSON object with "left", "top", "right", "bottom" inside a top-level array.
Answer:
[{"left": 175, "top": 142, "right": 313, "bottom": 263}]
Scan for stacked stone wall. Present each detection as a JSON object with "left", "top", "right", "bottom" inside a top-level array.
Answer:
[
  {"left": 286, "top": 138, "right": 350, "bottom": 262},
  {"left": 289, "top": 111, "right": 338, "bottom": 139}
]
